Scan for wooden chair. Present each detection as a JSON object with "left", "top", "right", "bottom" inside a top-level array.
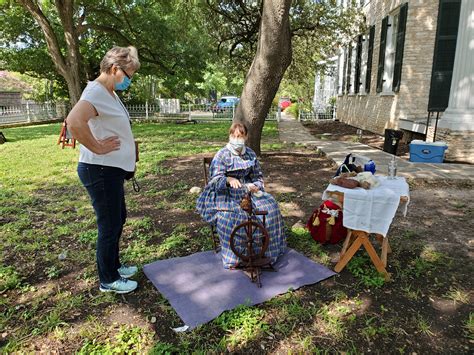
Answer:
[
  {"left": 203, "top": 156, "right": 220, "bottom": 252},
  {"left": 57, "top": 119, "right": 76, "bottom": 149}
]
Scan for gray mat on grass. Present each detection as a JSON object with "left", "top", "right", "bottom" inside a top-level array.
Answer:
[{"left": 143, "top": 248, "right": 335, "bottom": 329}]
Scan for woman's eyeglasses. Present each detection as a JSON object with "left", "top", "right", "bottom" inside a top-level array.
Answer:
[{"left": 120, "top": 67, "right": 131, "bottom": 79}]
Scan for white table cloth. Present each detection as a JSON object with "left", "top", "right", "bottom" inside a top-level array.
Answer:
[{"left": 322, "top": 176, "right": 410, "bottom": 237}]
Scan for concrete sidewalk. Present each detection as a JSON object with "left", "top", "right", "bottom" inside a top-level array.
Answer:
[{"left": 278, "top": 113, "right": 474, "bottom": 182}]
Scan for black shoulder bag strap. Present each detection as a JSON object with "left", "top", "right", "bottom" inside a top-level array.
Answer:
[{"left": 116, "top": 94, "right": 141, "bottom": 193}]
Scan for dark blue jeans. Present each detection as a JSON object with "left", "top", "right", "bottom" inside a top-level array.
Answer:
[{"left": 78, "top": 163, "right": 127, "bottom": 284}]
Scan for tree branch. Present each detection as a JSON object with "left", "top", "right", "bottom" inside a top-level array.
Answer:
[
  {"left": 290, "top": 22, "right": 322, "bottom": 37},
  {"left": 77, "top": 5, "right": 126, "bottom": 34},
  {"left": 17, "top": 0, "right": 67, "bottom": 75},
  {"left": 76, "top": 6, "right": 87, "bottom": 34},
  {"left": 54, "top": 0, "right": 80, "bottom": 66},
  {"left": 83, "top": 24, "right": 132, "bottom": 44},
  {"left": 138, "top": 47, "right": 176, "bottom": 75},
  {"left": 115, "top": 0, "right": 136, "bottom": 37}
]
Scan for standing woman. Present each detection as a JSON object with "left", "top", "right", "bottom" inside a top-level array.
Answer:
[{"left": 67, "top": 46, "right": 140, "bottom": 294}]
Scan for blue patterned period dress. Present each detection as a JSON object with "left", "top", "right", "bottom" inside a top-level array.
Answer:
[{"left": 196, "top": 145, "right": 287, "bottom": 268}]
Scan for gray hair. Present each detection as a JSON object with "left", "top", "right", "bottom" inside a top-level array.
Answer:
[{"left": 100, "top": 46, "right": 140, "bottom": 74}]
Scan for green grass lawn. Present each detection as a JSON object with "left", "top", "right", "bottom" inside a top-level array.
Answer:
[{"left": 0, "top": 121, "right": 282, "bottom": 193}]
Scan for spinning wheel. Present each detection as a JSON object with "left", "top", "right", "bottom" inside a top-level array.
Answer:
[{"left": 229, "top": 191, "right": 274, "bottom": 287}]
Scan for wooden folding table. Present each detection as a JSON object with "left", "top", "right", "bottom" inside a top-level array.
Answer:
[{"left": 324, "top": 178, "right": 409, "bottom": 280}]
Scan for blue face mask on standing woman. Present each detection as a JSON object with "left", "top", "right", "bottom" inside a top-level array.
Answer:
[{"left": 114, "top": 76, "right": 132, "bottom": 91}]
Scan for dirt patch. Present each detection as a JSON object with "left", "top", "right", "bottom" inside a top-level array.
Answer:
[
  {"left": 302, "top": 120, "right": 410, "bottom": 157},
  {"left": 154, "top": 150, "right": 337, "bottom": 230}
]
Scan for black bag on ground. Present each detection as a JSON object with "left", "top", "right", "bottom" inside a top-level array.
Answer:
[{"left": 0, "top": 132, "right": 6, "bottom": 144}]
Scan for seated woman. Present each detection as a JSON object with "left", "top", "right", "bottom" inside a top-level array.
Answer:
[{"left": 197, "top": 122, "right": 287, "bottom": 268}]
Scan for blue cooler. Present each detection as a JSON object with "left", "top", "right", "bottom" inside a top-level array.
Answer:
[{"left": 409, "top": 140, "right": 448, "bottom": 163}]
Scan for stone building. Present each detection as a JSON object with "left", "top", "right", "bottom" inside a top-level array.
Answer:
[{"left": 335, "top": 0, "right": 472, "bottom": 163}]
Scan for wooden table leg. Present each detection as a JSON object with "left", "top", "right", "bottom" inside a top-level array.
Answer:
[
  {"left": 381, "top": 237, "right": 390, "bottom": 267},
  {"left": 361, "top": 235, "right": 390, "bottom": 280},
  {"left": 339, "top": 230, "right": 353, "bottom": 258},
  {"left": 335, "top": 230, "right": 391, "bottom": 280},
  {"left": 375, "top": 234, "right": 391, "bottom": 267},
  {"left": 376, "top": 234, "right": 392, "bottom": 254},
  {"left": 334, "top": 232, "right": 363, "bottom": 273}
]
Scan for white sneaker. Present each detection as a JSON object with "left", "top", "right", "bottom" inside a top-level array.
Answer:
[
  {"left": 99, "top": 277, "right": 138, "bottom": 294},
  {"left": 118, "top": 265, "right": 138, "bottom": 278}
]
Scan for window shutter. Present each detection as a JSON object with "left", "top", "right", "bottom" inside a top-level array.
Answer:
[
  {"left": 392, "top": 3, "right": 408, "bottom": 92},
  {"left": 428, "top": 0, "right": 461, "bottom": 111},
  {"left": 354, "top": 35, "right": 363, "bottom": 94},
  {"left": 376, "top": 16, "right": 388, "bottom": 93},
  {"left": 365, "top": 25, "right": 375, "bottom": 93},
  {"left": 346, "top": 43, "right": 352, "bottom": 93}
]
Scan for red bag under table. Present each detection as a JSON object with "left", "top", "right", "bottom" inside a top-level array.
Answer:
[{"left": 306, "top": 199, "right": 347, "bottom": 244}]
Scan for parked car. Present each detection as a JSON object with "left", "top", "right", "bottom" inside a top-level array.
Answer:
[
  {"left": 213, "top": 96, "right": 240, "bottom": 112},
  {"left": 278, "top": 97, "right": 292, "bottom": 110},
  {"left": 278, "top": 97, "right": 291, "bottom": 110}
]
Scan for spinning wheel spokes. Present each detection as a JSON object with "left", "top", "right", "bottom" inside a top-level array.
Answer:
[{"left": 230, "top": 220, "right": 270, "bottom": 262}]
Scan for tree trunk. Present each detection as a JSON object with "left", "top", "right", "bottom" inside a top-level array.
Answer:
[
  {"left": 63, "top": 71, "right": 83, "bottom": 104},
  {"left": 19, "top": 0, "right": 83, "bottom": 105},
  {"left": 234, "top": 0, "right": 292, "bottom": 155},
  {"left": 56, "top": 0, "right": 83, "bottom": 104}
]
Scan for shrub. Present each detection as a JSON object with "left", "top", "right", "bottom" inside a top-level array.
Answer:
[{"left": 284, "top": 103, "right": 299, "bottom": 118}]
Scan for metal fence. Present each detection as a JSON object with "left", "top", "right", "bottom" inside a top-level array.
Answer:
[
  {"left": 0, "top": 103, "right": 67, "bottom": 125},
  {"left": 126, "top": 102, "right": 280, "bottom": 122},
  {"left": 126, "top": 104, "right": 160, "bottom": 118},
  {"left": 298, "top": 106, "right": 336, "bottom": 121},
  {"left": 0, "top": 101, "right": 280, "bottom": 125}
]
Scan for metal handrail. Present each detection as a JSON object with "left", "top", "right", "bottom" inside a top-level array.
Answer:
[{"left": 425, "top": 109, "right": 443, "bottom": 142}]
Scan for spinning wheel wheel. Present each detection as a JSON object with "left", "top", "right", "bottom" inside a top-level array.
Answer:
[
  {"left": 229, "top": 220, "right": 270, "bottom": 262},
  {"left": 228, "top": 192, "right": 274, "bottom": 287}
]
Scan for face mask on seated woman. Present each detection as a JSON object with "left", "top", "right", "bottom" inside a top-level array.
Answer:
[{"left": 228, "top": 137, "right": 245, "bottom": 153}]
